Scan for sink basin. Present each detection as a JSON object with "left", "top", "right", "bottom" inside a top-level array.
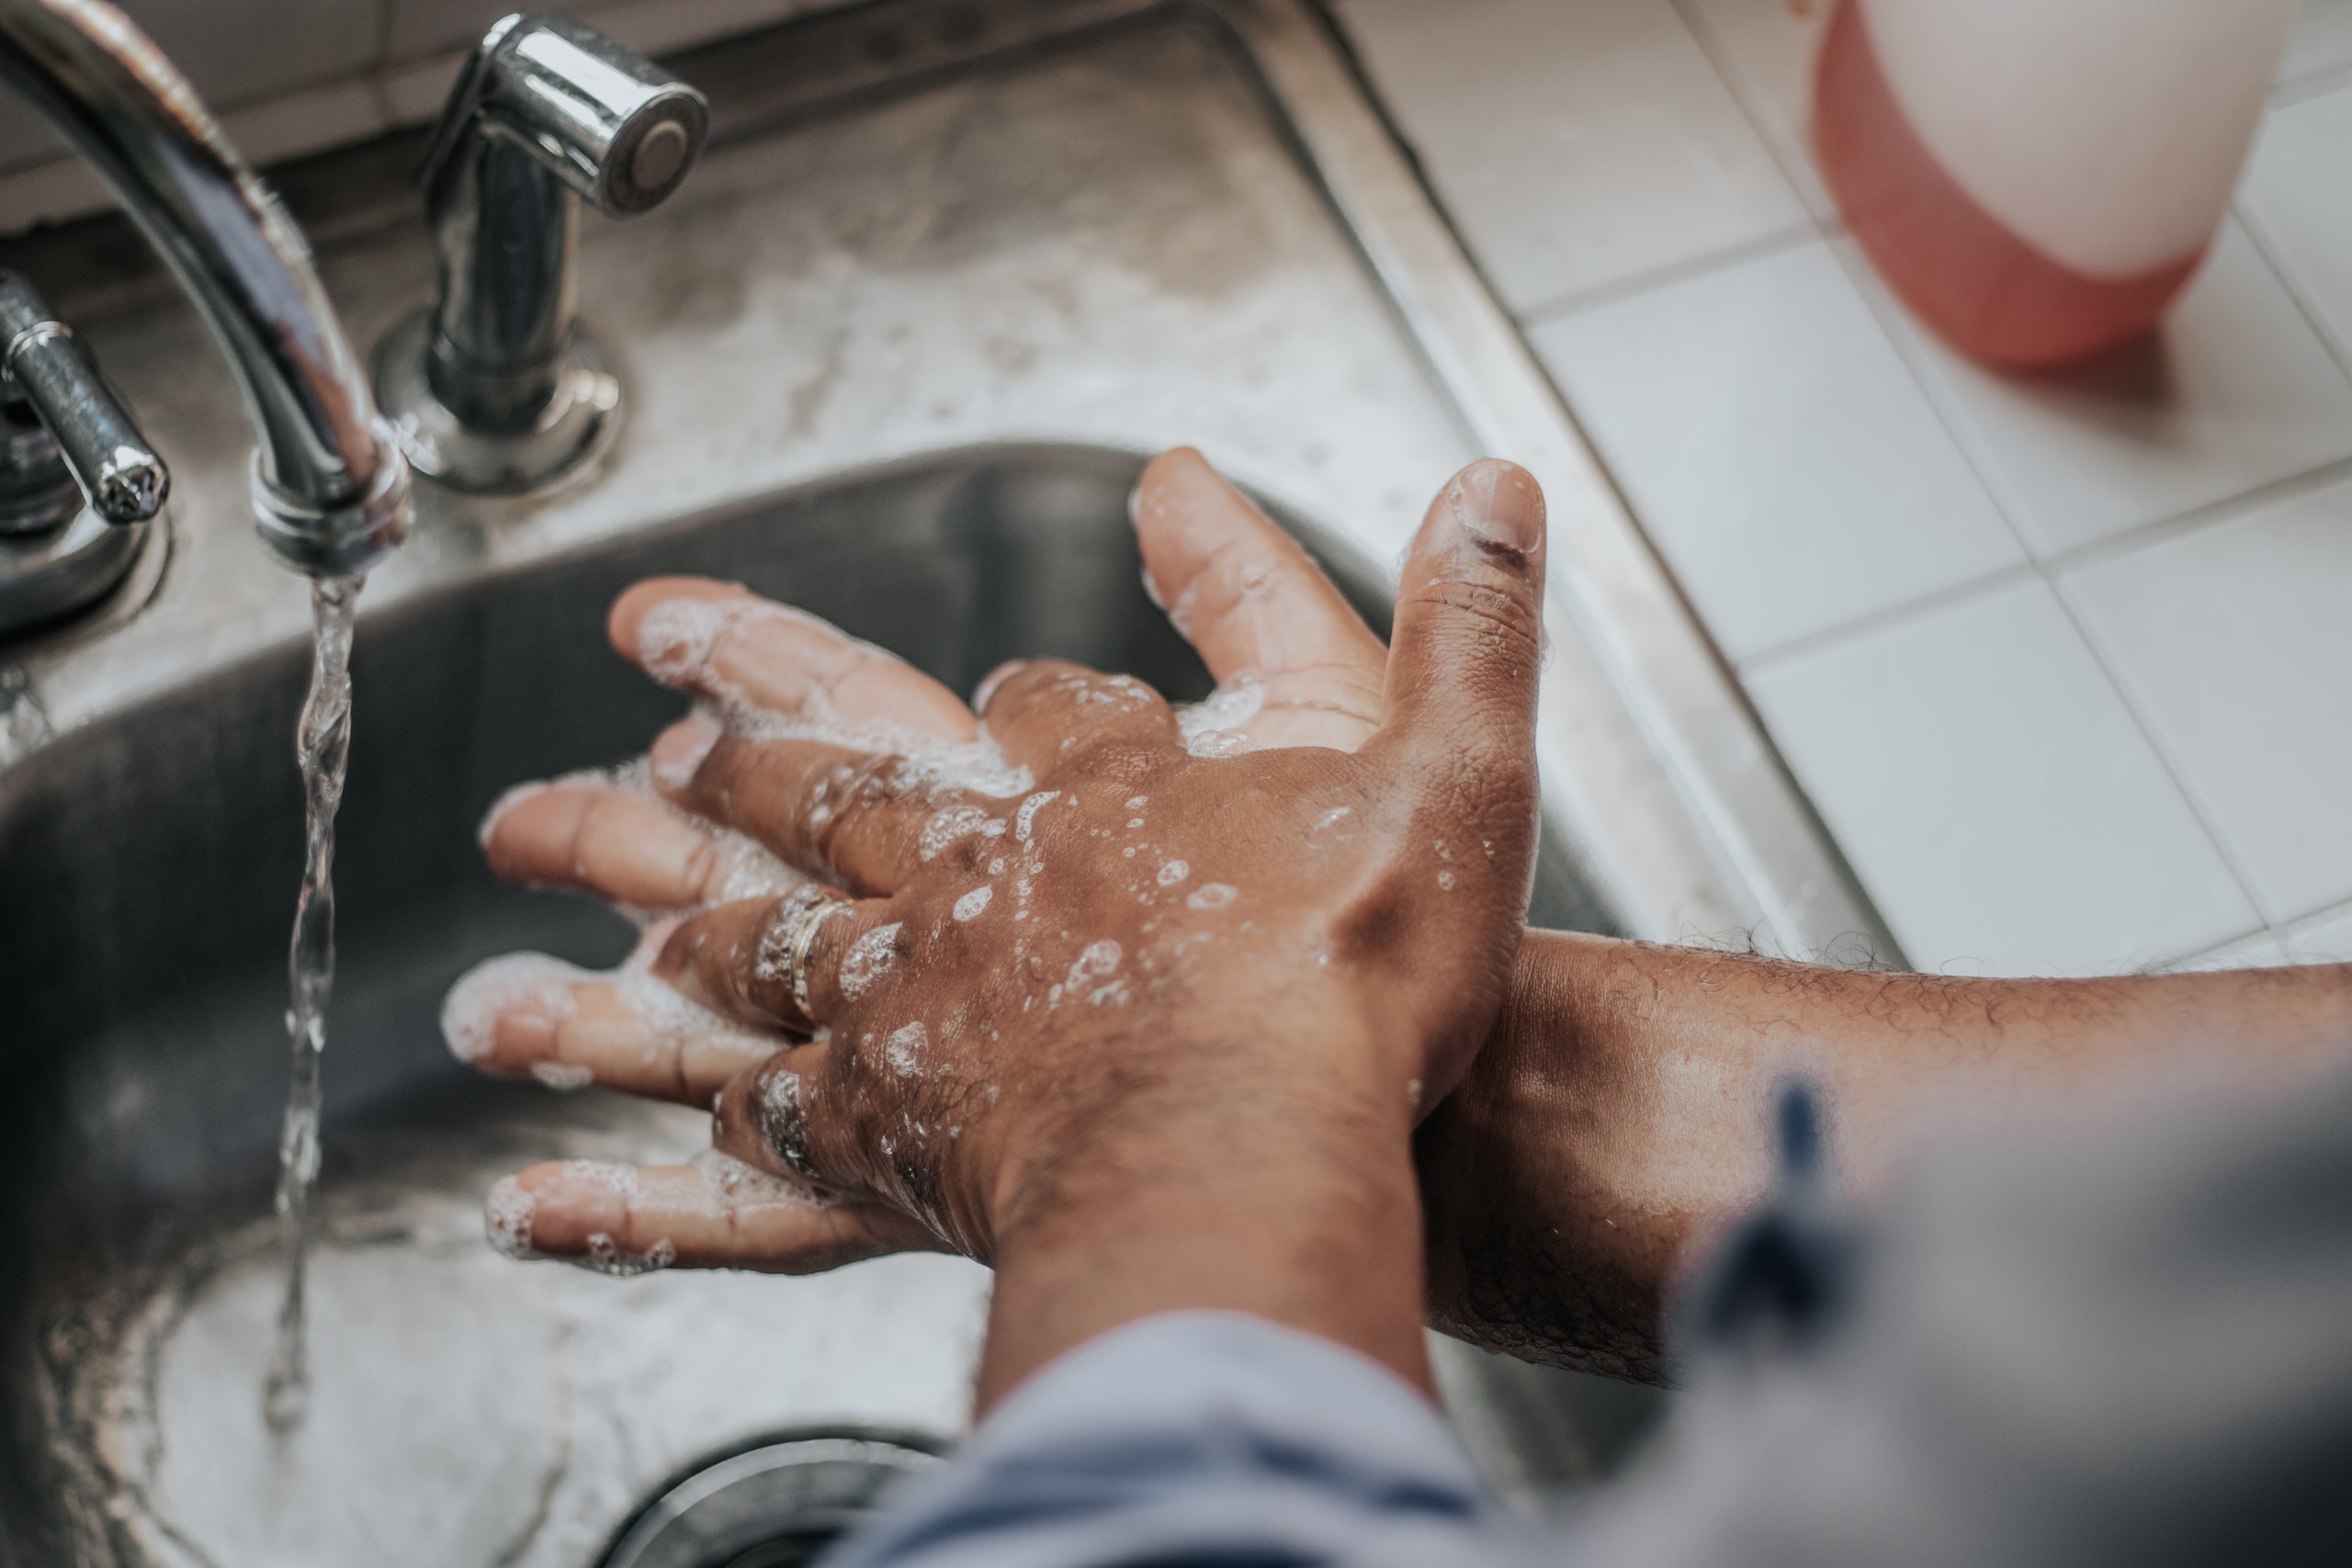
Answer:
[
  {"left": 0, "top": 0, "right": 1891, "bottom": 1558},
  {"left": 0, "top": 446, "right": 1623, "bottom": 1567}
]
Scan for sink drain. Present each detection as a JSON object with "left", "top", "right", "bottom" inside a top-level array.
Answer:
[{"left": 602, "top": 1432, "right": 944, "bottom": 1568}]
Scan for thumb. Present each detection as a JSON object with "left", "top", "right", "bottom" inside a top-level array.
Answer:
[{"left": 1366, "top": 459, "right": 1547, "bottom": 784}]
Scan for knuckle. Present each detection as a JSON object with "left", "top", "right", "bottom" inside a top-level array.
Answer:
[
  {"left": 1407, "top": 576, "right": 1542, "bottom": 658},
  {"left": 797, "top": 753, "right": 914, "bottom": 871}
]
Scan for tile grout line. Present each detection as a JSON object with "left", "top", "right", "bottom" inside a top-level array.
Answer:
[
  {"left": 1512, "top": 220, "right": 1825, "bottom": 329},
  {"left": 1647, "top": 0, "right": 2233, "bottom": 972},
  {"left": 2279, "top": 891, "right": 2352, "bottom": 951},
  {"left": 1737, "top": 560, "right": 2044, "bottom": 676},
  {"left": 1668, "top": 0, "right": 1838, "bottom": 221},
  {"left": 1740, "top": 441, "right": 2352, "bottom": 672},
  {"left": 1645, "top": 0, "right": 2265, "bottom": 972},
  {"left": 1770, "top": 194, "right": 2284, "bottom": 957},
  {"left": 2166, "top": 919, "right": 2285, "bottom": 971},
  {"left": 2233, "top": 185, "right": 2352, "bottom": 389},
  {"left": 2268, "top": 59, "right": 2352, "bottom": 110},
  {"left": 2039, "top": 451, "right": 2352, "bottom": 579},
  {"left": 2039, "top": 566, "right": 2284, "bottom": 939},
  {"left": 1426, "top": 0, "right": 2331, "bottom": 971}
]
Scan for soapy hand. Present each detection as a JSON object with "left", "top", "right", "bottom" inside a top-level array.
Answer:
[{"left": 451, "top": 449, "right": 1545, "bottom": 1285}]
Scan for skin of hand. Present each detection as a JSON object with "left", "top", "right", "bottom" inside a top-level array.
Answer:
[
  {"left": 465, "top": 444, "right": 2352, "bottom": 1392},
  {"left": 462, "top": 452, "right": 1551, "bottom": 1404}
]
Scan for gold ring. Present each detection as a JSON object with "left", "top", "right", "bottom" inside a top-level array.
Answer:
[{"left": 780, "top": 890, "right": 855, "bottom": 1024}]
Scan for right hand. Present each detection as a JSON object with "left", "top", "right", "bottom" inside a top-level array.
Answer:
[{"left": 452, "top": 446, "right": 1529, "bottom": 1272}]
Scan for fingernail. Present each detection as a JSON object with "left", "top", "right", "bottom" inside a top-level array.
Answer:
[
  {"left": 636, "top": 595, "right": 737, "bottom": 682},
  {"left": 1444, "top": 460, "right": 1544, "bottom": 555},
  {"left": 973, "top": 659, "right": 1030, "bottom": 712},
  {"left": 486, "top": 1176, "right": 538, "bottom": 1258},
  {"left": 440, "top": 953, "right": 582, "bottom": 1063},
  {"left": 477, "top": 777, "right": 550, "bottom": 849},
  {"left": 650, "top": 712, "right": 724, "bottom": 793}
]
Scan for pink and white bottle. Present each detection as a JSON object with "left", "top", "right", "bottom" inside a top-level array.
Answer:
[{"left": 1815, "top": 0, "right": 2301, "bottom": 370}]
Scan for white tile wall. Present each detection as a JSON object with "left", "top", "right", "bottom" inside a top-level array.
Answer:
[
  {"left": 1742, "top": 577, "right": 2256, "bottom": 976},
  {"left": 2280, "top": 0, "right": 2352, "bottom": 91},
  {"left": 2066, "top": 479, "right": 2352, "bottom": 926},
  {"left": 2285, "top": 901, "right": 2352, "bottom": 964},
  {"left": 2169, "top": 928, "right": 2296, "bottom": 973},
  {"left": 1859, "top": 223, "right": 2352, "bottom": 558},
  {"left": 1529, "top": 239, "right": 2023, "bottom": 661},
  {"left": 1335, "top": 0, "right": 2352, "bottom": 976},
  {"left": 2243, "top": 85, "right": 2352, "bottom": 362},
  {"left": 1333, "top": 0, "right": 1808, "bottom": 312},
  {"left": 1672, "top": 0, "right": 1832, "bottom": 214}
]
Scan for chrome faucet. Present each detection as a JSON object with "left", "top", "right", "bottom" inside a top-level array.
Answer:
[
  {"left": 0, "top": 0, "right": 409, "bottom": 586},
  {"left": 373, "top": 15, "right": 707, "bottom": 494}
]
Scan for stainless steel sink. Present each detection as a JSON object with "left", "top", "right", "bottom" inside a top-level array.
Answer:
[
  {"left": 0, "top": 1, "right": 1888, "bottom": 1561},
  {"left": 0, "top": 446, "right": 1578, "bottom": 1567}
]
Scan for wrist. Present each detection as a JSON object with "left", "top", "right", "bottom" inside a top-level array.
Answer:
[
  {"left": 974, "top": 1003, "right": 1433, "bottom": 1408},
  {"left": 1416, "top": 930, "right": 1675, "bottom": 1382}
]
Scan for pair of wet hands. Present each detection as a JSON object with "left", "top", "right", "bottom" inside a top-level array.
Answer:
[{"left": 443, "top": 446, "right": 1549, "bottom": 1280}]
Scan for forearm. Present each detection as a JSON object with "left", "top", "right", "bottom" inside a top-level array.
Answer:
[{"left": 1419, "top": 931, "right": 2352, "bottom": 1382}]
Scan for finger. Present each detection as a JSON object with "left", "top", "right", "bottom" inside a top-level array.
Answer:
[
  {"left": 978, "top": 659, "right": 1183, "bottom": 781},
  {"left": 481, "top": 774, "right": 801, "bottom": 910},
  {"left": 1132, "top": 448, "right": 1385, "bottom": 751},
  {"left": 1363, "top": 460, "right": 1547, "bottom": 801},
  {"left": 653, "top": 715, "right": 1003, "bottom": 895},
  {"left": 711, "top": 1016, "right": 956, "bottom": 1245},
  {"left": 487, "top": 1156, "right": 938, "bottom": 1273},
  {"left": 609, "top": 577, "right": 977, "bottom": 742},
  {"left": 440, "top": 950, "right": 783, "bottom": 1104},
  {"left": 653, "top": 890, "right": 898, "bottom": 1034}
]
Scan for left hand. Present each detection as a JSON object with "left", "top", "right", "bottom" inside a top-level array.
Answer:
[{"left": 452, "top": 454, "right": 1546, "bottom": 1310}]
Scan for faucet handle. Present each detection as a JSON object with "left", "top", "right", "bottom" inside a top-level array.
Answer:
[{"left": 0, "top": 272, "right": 168, "bottom": 528}]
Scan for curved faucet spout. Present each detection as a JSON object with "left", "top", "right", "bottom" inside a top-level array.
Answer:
[{"left": 0, "top": 0, "right": 408, "bottom": 576}]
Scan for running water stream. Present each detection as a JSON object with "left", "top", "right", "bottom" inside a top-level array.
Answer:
[{"left": 262, "top": 572, "right": 364, "bottom": 1432}]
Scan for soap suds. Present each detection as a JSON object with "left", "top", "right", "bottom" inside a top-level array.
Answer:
[
  {"left": 1176, "top": 672, "right": 1263, "bottom": 759},
  {"left": 650, "top": 714, "right": 723, "bottom": 793},
  {"left": 1065, "top": 940, "right": 1128, "bottom": 1005},
  {"left": 530, "top": 1061, "right": 594, "bottom": 1090},
  {"left": 954, "top": 885, "right": 993, "bottom": 921},
  {"left": 758, "top": 1066, "right": 817, "bottom": 1177},
  {"left": 636, "top": 596, "right": 1032, "bottom": 798},
  {"left": 485, "top": 1176, "right": 537, "bottom": 1258},
  {"left": 921, "top": 803, "right": 1007, "bottom": 863},
  {"left": 611, "top": 956, "right": 778, "bottom": 1058},
  {"left": 695, "top": 1147, "right": 834, "bottom": 1210},
  {"left": 563, "top": 1158, "right": 640, "bottom": 1196},
  {"left": 578, "top": 1234, "right": 676, "bottom": 1277},
  {"left": 440, "top": 953, "right": 582, "bottom": 1064},
  {"left": 474, "top": 755, "right": 807, "bottom": 918},
  {"left": 635, "top": 596, "right": 739, "bottom": 685},
  {"left": 1013, "top": 790, "right": 1061, "bottom": 843},
  {"left": 1186, "top": 883, "right": 1238, "bottom": 911},
  {"left": 1156, "top": 860, "right": 1190, "bottom": 886},
  {"left": 885, "top": 1021, "right": 930, "bottom": 1077},
  {"left": 838, "top": 921, "right": 903, "bottom": 999}
]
